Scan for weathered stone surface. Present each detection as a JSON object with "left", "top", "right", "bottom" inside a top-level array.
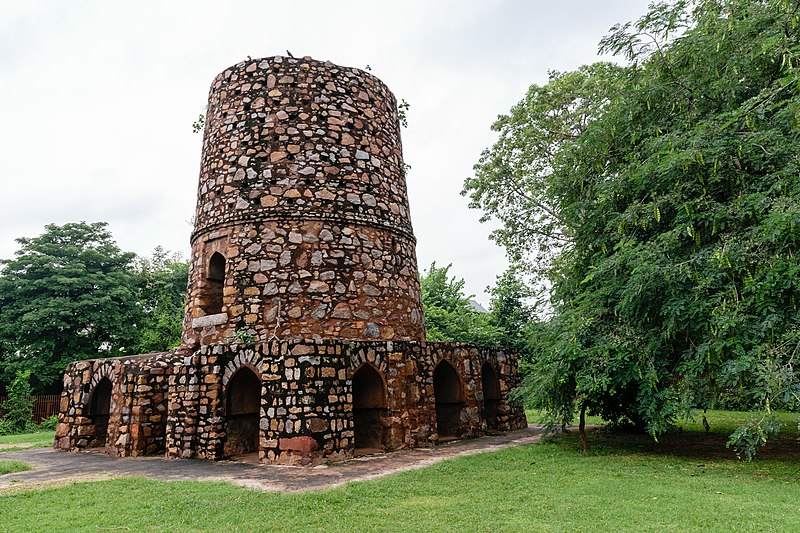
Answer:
[
  {"left": 191, "top": 313, "right": 228, "bottom": 329},
  {"left": 181, "top": 55, "right": 424, "bottom": 347},
  {"left": 56, "top": 339, "right": 527, "bottom": 465}
]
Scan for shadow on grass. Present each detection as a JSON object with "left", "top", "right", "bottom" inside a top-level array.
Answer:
[{"left": 546, "top": 424, "right": 800, "bottom": 470}]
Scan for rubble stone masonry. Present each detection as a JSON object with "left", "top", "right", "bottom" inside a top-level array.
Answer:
[
  {"left": 183, "top": 55, "right": 425, "bottom": 347},
  {"left": 55, "top": 56, "right": 527, "bottom": 465}
]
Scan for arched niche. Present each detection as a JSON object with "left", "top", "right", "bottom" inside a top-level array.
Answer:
[
  {"left": 352, "top": 364, "right": 387, "bottom": 451},
  {"left": 202, "top": 252, "right": 226, "bottom": 315},
  {"left": 433, "top": 361, "right": 465, "bottom": 439},
  {"left": 88, "top": 378, "right": 112, "bottom": 448},
  {"left": 223, "top": 366, "right": 261, "bottom": 457}
]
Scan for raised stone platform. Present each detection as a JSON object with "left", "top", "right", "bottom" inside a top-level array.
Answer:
[{"left": 55, "top": 339, "right": 527, "bottom": 464}]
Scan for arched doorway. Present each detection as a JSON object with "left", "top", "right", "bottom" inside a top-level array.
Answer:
[
  {"left": 352, "top": 364, "right": 387, "bottom": 451},
  {"left": 433, "top": 361, "right": 465, "bottom": 440},
  {"left": 88, "top": 378, "right": 112, "bottom": 448},
  {"left": 224, "top": 367, "right": 261, "bottom": 457},
  {"left": 481, "top": 362, "right": 501, "bottom": 430},
  {"left": 203, "top": 252, "right": 226, "bottom": 315}
]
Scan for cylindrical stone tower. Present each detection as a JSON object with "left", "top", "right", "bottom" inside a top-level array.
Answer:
[{"left": 182, "top": 56, "right": 425, "bottom": 346}]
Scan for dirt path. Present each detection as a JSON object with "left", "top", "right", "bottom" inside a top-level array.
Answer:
[{"left": 0, "top": 425, "right": 545, "bottom": 493}]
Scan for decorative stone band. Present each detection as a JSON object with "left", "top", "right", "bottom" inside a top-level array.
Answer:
[{"left": 190, "top": 209, "right": 417, "bottom": 245}]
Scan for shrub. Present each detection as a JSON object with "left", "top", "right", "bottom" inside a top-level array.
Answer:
[
  {"left": 0, "top": 370, "right": 36, "bottom": 435},
  {"left": 38, "top": 415, "right": 58, "bottom": 431}
]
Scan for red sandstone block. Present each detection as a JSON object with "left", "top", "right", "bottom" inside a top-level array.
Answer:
[{"left": 279, "top": 436, "right": 318, "bottom": 453}]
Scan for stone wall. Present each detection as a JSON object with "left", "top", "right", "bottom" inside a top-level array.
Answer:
[
  {"left": 57, "top": 340, "right": 527, "bottom": 465},
  {"left": 183, "top": 56, "right": 425, "bottom": 347},
  {"left": 54, "top": 352, "right": 175, "bottom": 457}
]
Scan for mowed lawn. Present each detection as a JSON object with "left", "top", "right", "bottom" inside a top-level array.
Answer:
[
  {"left": 0, "top": 430, "right": 54, "bottom": 453},
  {"left": 0, "top": 460, "right": 30, "bottom": 475},
  {"left": 0, "top": 411, "right": 798, "bottom": 532}
]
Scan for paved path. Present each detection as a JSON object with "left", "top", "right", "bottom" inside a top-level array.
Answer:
[{"left": 0, "top": 425, "right": 545, "bottom": 493}]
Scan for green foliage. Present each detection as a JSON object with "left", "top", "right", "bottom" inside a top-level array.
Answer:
[
  {"left": 420, "top": 263, "right": 539, "bottom": 352},
  {"left": 227, "top": 329, "right": 256, "bottom": 346},
  {"left": 191, "top": 113, "right": 205, "bottom": 134},
  {"left": 0, "top": 222, "right": 140, "bottom": 392},
  {"left": 132, "top": 247, "right": 189, "bottom": 353},
  {"left": 726, "top": 413, "right": 782, "bottom": 461},
  {"left": 397, "top": 99, "right": 410, "bottom": 128},
  {"left": 38, "top": 415, "right": 58, "bottom": 432},
  {"left": 487, "top": 267, "right": 538, "bottom": 355},
  {"left": 463, "top": 62, "right": 625, "bottom": 281},
  {"left": 468, "top": 0, "right": 800, "bottom": 457},
  {"left": 0, "top": 224, "right": 188, "bottom": 392},
  {"left": 420, "top": 263, "right": 501, "bottom": 345},
  {"left": 0, "top": 371, "right": 35, "bottom": 435}
]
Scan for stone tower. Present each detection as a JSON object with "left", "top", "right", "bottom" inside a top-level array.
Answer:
[
  {"left": 55, "top": 56, "right": 527, "bottom": 464},
  {"left": 183, "top": 56, "right": 426, "bottom": 346}
]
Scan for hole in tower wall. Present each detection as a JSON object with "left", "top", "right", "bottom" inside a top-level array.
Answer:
[{"left": 201, "top": 252, "right": 226, "bottom": 315}]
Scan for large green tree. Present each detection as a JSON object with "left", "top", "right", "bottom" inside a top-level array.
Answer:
[
  {"left": 420, "top": 263, "right": 501, "bottom": 345},
  {"left": 466, "top": 0, "right": 800, "bottom": 457},
  {"left": 0, "top": 222, "right": 140, "bottom": 392},
  {"left": 487, "top": 266, "right": 537, "bottom": 354},
  {"left": 132, "top": 247, "right": 188, "bottom": 353}
]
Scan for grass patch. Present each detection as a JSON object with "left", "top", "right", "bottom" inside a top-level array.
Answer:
[
  {"left": 678, "top": 409, "right": 799, "bottom": 436},
  {"left": 0, "top": 410, "right": 798, "bottom": 532},
  {"left": 0, "top": 460, "right": 30, "bottom": 475},
  {"left": 526, "top": 408, "right": 799, "bottom": 437},
  {"left": 0, "top": 431, "right": 54, "bottom": 453}
]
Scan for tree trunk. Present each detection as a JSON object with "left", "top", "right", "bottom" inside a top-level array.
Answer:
[{"left": 578, "top": 403, "right": 589, "bottom": 455}]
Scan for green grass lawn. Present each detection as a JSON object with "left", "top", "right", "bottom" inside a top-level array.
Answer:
[
  {"left": 678, "top": 409, "right": 799, "bottom": 436},
  {"left": 0, "top": 460, "right": 30, "bottom": 475},
  {"left": 0, "top": 431, "right": 54, "bottom": 453},
  {"left": 0, "top": 411, "right": 798, "bottom": 532},
  {"left": 525, "top": 408, "right": 799, "bottom": 436}
]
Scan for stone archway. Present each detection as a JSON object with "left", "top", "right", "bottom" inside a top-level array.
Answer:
[
  {"left": 88, "top": 378, "right": 112, "bottom": 448},
  {"left": 224, "top": 366, "right": 261, "bottom": 457},
  {"left": 352, "top": 364, "right": 387, "bottom": 451},
  {"left": 433, "top": 361, "right": 465, "bottom": 440},
  {"left": 481, "top": 362, "right": 501, "bottom": 430}
]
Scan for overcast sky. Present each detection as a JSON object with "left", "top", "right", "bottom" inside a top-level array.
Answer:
[{"left": 1, "top": 0, "right": 650, "bottom": 305}]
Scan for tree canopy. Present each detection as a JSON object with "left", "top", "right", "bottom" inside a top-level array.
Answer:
[
  {"left": 132, "top": 247, "right": 188, "bottom": 354},
  {"left": 420, "top": 263, "right": 500, "bottom": 345},
  {"left": 420, "top": 262, "right": 536, "bottom": 351},
  {"left": 0, "top": 223, "right": 188, "bottom": 393},
  {"left": 465, "top": 0, "right": 800, "bottom": 458}
]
